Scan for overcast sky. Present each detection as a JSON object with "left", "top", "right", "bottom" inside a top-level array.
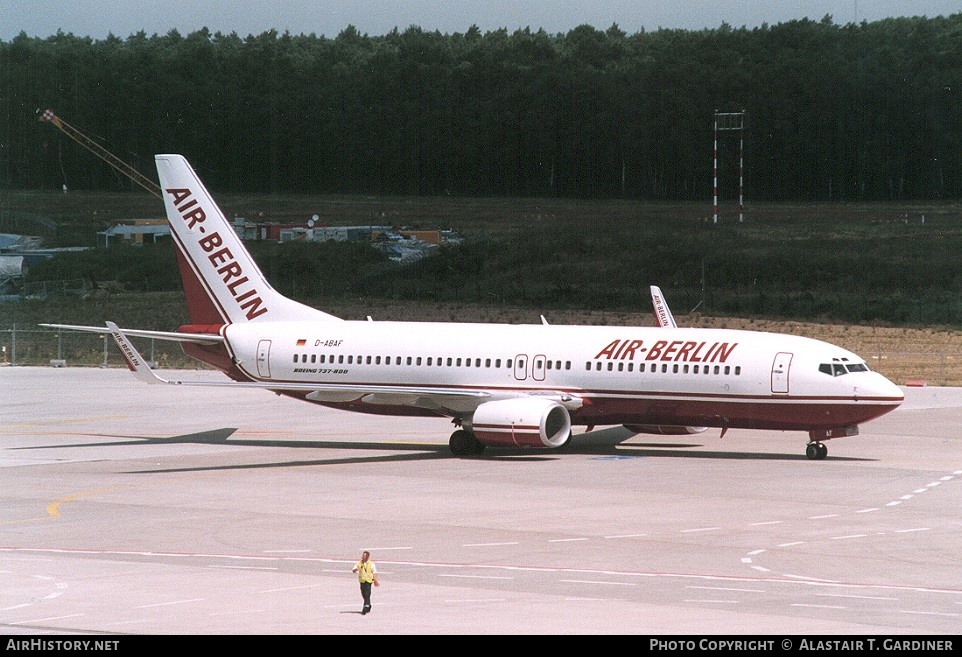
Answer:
[{"left": 3, "top": 0, "right": 959, "bottom": 41}]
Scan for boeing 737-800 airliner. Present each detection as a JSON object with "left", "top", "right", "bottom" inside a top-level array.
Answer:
[{"left": 45, "top": 155, "right": 904, "bottom": 459}]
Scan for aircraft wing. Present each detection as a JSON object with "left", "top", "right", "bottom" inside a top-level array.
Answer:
[
  {"left": 104, "top": 322, "right": 582, "bottom": 416},
  {"left": 41, "top": 323, "right": 224, "bottom": 345}
]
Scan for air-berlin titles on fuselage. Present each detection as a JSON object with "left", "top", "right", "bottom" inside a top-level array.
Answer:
[
  {"left": 166, "top": 187, "right": 268, "bottom": 320},
  {"left": 595, "top": 338, "right": 738, "bottom": 363}
]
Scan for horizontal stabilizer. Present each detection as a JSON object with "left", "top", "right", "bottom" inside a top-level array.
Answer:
[{"left": 41, "top": 323, "right": 224, "bottom": 345}]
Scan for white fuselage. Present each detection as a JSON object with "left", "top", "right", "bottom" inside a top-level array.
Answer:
[{"left": 214, "top": 320, "right": 904, "bottom": 431}]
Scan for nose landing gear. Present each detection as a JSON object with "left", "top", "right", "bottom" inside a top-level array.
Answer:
[{"left": 806, "top": 441, "right": 828, "bottom": 460}]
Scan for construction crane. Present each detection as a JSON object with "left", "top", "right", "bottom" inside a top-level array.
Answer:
[{"left": 37, "top": 109, "right": 162, "bottom": 199}]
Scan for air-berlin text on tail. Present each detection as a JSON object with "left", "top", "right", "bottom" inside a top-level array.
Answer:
[
  {"left": 165, "top": 187, "right": 268, "bottom": 319},
  {"left": 595, "top": 338, "right": 738, "bottom": 363}
]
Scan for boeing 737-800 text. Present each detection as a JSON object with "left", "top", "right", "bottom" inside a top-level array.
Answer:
[{"left": 45, "top": 155, "right": 904, "bottom": 459}]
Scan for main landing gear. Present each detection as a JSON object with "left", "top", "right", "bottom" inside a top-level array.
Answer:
[
  {"left": 805, "top": 441, "right": 828, "bottom": 460},
  {"left": 449, "top": 429, "right": 486, "bottom": 457}
]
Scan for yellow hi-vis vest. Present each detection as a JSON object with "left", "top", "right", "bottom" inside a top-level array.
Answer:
[{"left": 356, "top": 561, "right": 375, "bottom": 583}]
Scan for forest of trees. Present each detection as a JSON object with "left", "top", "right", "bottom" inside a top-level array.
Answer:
[{"left": 1, "top": 14, "right": 961, "bottom": 201}]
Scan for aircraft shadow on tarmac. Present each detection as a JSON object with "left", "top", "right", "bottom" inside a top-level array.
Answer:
[{"left": 11, "top": 424, "right": 872, "bottom": 473}]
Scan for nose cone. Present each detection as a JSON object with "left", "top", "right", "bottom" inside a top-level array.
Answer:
[{"left": 859, "top": 372, "right": 904, "bottom": 418}]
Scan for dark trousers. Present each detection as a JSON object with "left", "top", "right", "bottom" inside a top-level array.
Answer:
[{"left": 360, "top": 582, "right": 372, "bottom": 611}]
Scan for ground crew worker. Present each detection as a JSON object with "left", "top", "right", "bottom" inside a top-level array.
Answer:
[{"left": 352, "top": 551, "right": 379, "bottom": 614}]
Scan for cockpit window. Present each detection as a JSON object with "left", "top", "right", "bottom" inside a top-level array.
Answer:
[{"left": 819, "top": 359, "right": 870, "bottom": 376}]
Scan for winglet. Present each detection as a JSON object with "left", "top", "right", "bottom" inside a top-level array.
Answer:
[
  {"left": 105, "top": 321, "right": 169, "bottom": 384},
  {"left": 650, "top": 286, "right": 678, "bottom": 328}
]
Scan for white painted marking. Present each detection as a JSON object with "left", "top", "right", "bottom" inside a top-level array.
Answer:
[
  {"left": 687, "top": 585, "right": 765, "bottom": 593},
  {"left": 440, "top": 574, "right": 513, "bottom": 580},
  {"left": 747, "top": 549, "right": 766, "bottom": 556},
  {"left": 135, "top": 598, "right": 205, "bottom": 609},
  {"left": 548, "top": 538, "right": 588, "bottom": 543},
  {"left": 681, "top": 527, "right": 719, "bottom": 533},
  {"left": 782, "top": 574, "right": 840, "bottom": 583},
  {"left": 10, "top": 614, "right": 84, "bottom": 624},
  {"left": 463, "top": 542, "right": 519, "bottom": 547},
  {"left": 210, "top": 565, "right": 279, "bottom": 571},
  {"left": 791, "top": 603, "right": 846, "bottom": 609},
  {"left": 900, "top": 495, "right": 913, "bottom": 500},
  {"left": 686, "top": 599, "right": 738, "bottom": 604},
  {"left": 263, "top": 584, "right": 324, "bottom": 593},
  {"left": 777, "top": 542, "right": 805, "bottom": 547},
  {"left": 856, "top": 508, "right": 879, "bottom": 513},
  {"left": 898, "top": 609, "right": 960, "bottom": 618},
  {"left": 809, "top": 514, "right": 839, "bottom": 519},
  {"left": 894, "top": 527, "right": 930, "bottom": 533},
  {"left": 816, "top": 593, "right": 897, "bottom": 601},
  {"left": 558, "top": 579, "right": 636, "bottom": 586},
  {"left": 360, "top": 546, "right": 413, "bottom": 551},
  {"left": 604, "top": 533, "right": 647, "bottom": 539},
  {"left": 831, "top": 534, "right": 868, "bottom": 540},
  {"left": 750, "top": 521, "right": 783, "bottom": 526},
  {"left": 886, "top": 501, "right": 902, "bottom": 506}
]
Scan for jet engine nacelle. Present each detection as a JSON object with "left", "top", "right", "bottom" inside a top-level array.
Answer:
[
  {"left": 467, "top": 398, "right": 572, "bottom": 449},
  {"left": 624, "top": 424, "right": 708, "bottom": 435}
]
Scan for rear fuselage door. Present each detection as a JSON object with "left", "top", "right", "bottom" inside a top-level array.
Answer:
[
  {"left": 771, "top": 352, "right": 792, "bottom": 394},
  {"left": 257, "top": 339, "right": 272, "bottom": 379}
]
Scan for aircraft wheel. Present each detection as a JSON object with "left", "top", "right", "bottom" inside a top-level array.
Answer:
[
  {"left": 450, "top": 429, "right": 485, "bottom": 457},
  {"left": 806, "top": 442, "right": 828, "bottom": 460}
]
